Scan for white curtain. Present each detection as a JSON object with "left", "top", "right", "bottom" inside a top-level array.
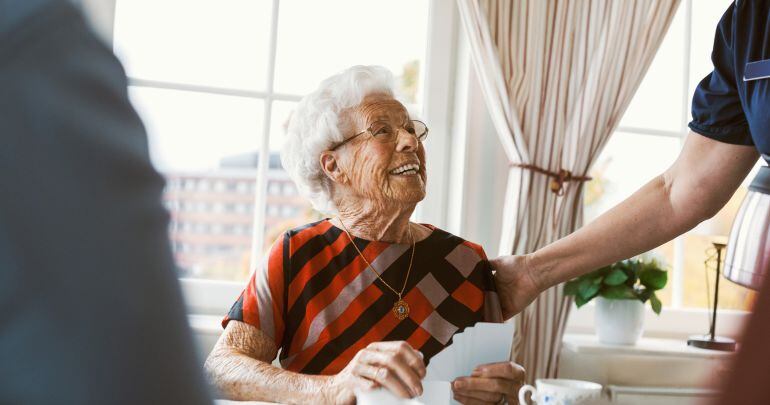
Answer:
[{"left": 456, "top": 0, "right": 680, "bottom": 381}]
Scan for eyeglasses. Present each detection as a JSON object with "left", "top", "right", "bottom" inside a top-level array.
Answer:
[{"left": 329, "top": 119, "right": 428, "bottom": 151}]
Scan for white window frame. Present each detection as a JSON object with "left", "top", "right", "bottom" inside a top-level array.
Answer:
[{"left": 94, "top": 0, "right": 460, "bottom": 314}]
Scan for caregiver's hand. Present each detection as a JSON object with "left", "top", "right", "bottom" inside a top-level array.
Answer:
[
  {"left": 328, "top": 341, "right": 426, "bottom": 404},
  {"left": 452, "top": 361, "right": 526, "bottom": 404},
  {"left": 491, "top": 255, "right": 543, "bottom": 320}
]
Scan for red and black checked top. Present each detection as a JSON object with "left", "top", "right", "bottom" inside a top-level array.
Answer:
[{"left": 222, "top": 219, "right": 503, "bottom": 375}]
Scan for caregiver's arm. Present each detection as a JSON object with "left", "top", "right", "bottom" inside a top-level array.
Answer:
[
  {"left": 206, "top": 321, "right": 426, "bottom": 404},
  {"left": 494, "top": 132, "right": 759, "bottom": 319}
]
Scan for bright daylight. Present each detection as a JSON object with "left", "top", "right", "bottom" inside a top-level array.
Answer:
[{"left": 2, "top": 0, "right": 768, "bottom": 404}]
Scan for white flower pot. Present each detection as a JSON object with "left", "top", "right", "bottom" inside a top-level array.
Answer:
[{"left": 594, "top": 296, "right": 645, "bottom": 345}]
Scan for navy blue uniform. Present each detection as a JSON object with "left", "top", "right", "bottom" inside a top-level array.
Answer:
[{"left": 689, "top": 0, "right": 770, "bottom": 159}]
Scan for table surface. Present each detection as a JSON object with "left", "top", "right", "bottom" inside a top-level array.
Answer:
[{"left": 215, "top": 400, "right": 277, "bottom": 405}]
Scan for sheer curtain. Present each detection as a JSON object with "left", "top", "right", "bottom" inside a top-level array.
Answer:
[{"left": 456, "top": 0, "right": 681, "bottom": 381}]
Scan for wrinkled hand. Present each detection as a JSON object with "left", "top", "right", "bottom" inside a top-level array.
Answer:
[
  {"left": 327, "top": 341, "right": 426, "bottom": 404},
  {"left": 452, "top": 361, "right": 526, "bottom": 404},
  {"left": 490, "top": 255, "right": 542, "bottom": 320}
]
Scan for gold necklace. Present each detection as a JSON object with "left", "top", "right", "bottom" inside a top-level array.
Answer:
[{"left": 336, "top": 217, "right": 415, "bottom": 320}]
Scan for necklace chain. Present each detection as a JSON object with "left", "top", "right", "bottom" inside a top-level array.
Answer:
[{"left": 336, "top": 217, "right": 415, "bottom": 300}]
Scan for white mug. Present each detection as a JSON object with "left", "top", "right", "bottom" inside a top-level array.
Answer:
[{"left": 518, "top": 378, "right": 602, "bottom": 405}]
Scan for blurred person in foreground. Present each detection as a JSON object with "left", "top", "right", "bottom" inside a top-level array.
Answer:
[
  {"left": 0, "top": 1, "right": 210, "bottom": 403},
  {"left": 205, "top": 65, "right": 525, "bottom": 404}
]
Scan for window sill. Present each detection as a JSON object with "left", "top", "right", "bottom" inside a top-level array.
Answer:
[
  {"left": 565, "top": 303, "right": 750, "bottom": 340},
  {"left": 558, "top": 333, "right": 735, "bottom": 389},
  {"left": 189, "top": 314, "right": 223, "bottom": 336},
  {"left": 561, "top": 333, "right": 735, "bottom": 360},
  {"left": 188, "top": 314, "right": 224, "bottom": 362},
  {"left": 180, "top": 277, "right": 243, "bottom": 315}
]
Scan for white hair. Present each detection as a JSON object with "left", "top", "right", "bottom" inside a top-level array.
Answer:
[{"left": 281, "top": 65, "right": 396, "bottom": 214}]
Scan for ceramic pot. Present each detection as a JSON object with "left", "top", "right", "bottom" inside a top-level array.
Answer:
[{"left": 594, "top": 296, "right": 644, "bottom": 345}]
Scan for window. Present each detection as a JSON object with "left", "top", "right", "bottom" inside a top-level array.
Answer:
[
  {"left": 268, "top": 182, "right": 281, "bottom": 196},
  {"left": 113, "top": 0, "right": 432, "bottom": 282},
  {"left": 585, "top": 0, "right": 759, "bottom": 312}
]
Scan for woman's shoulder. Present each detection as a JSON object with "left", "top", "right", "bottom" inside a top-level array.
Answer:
[
  {"left": 269, "top": 218, "right": 338, "bottom": 253},
  {"left": 284, "top": 218, "right": 332, "bottom": 237},
  {"left": 418, "top": 223, "right": 489, "bottom": 261}
]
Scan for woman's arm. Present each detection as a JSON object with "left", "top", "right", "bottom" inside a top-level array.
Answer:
[
  {"left": 205, "top": 321, "right": 335, "bottom": 404},
  {"left": 205, "top": 321, "right": 427, "bottom": 404},
  {"left": 494, "top": 132, "right": 759, "bottom": 318}
]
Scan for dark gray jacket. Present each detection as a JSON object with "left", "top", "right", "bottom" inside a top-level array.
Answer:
[{"left": 0, "top": 1, "right": 212, "bottom": 403}]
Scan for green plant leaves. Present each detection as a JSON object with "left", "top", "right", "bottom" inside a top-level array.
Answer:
[
  {"left": 603, "top": 268, "right": 628, "bottom": 286},
  {"left": 600, "top": 285, "right": 635, "bottom": 299},
  {"left": 563, "top": 257, "right": 668, "bottom": 313},
  {"left": 577, "top": 278, "right": 601, "bottom": 301},
  {"left": 563, "top": 280, "right": 580, "bottom": 296},
  {"left": 595, "top": 265, "right": 612, "bottom": 277},
  {"left": 636, "top": 287, "right": 654, "bottom": 303},
  {"left": 618, "top": 260, "right": 639, "bottom": 287},
  {"left": 650, "top": 293, "right": 662, "bottom": 314},
  {"left": 639, "top": 268, "right": 668, "bottom": 290}
]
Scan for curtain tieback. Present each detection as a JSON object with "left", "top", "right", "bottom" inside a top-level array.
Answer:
[{"left": 510, "top": 163, "right": 592, "bottom": 196}]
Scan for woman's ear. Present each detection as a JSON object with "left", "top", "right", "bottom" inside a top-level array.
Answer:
[{"left": 319, "top": 151, "right": 348, "bottom": 184}]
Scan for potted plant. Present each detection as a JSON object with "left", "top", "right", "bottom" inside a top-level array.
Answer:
[{"left": 564, "top": 255, "right": 668, "bottom": 345}]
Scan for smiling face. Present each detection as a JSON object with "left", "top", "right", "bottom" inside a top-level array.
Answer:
[{"left": 326, "top": 93, "right": 427, "bottom": 208}]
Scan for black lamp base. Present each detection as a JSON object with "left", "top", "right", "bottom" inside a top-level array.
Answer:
[{"left": 687, "top": 334, "right": 736, "bottom": 351}]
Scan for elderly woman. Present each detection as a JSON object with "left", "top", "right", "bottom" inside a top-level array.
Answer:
[{"left": 205, "top": 66, "right": 524, "bottom": 404}]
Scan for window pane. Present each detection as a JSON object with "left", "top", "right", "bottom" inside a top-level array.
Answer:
[
  {"left": 682, "top": 187, "right": 758, "bottom": 311},
  {"left": 653, "top": 241, "right": 675, "bottom": 307},
  {"left": 165, "top": 173, "right": 257, "bottom": 281},
  {"left": 130, "top": 87, "right": 263, "bottom": 171},
  {"left": 114, "top": 0, "right": 272, "bottom": 90},
  {"left": 129, "top": 87, "right": 263, "bottom": 281},
  {"left": 263, "top": 101, "right": 324, "bottom": 251},
  {"left": 681, "top": 234, "right": 758, "bottom": 311},
  {"left": 619, "top": 2, "right": 685, "bottom": 132},
  {"left": 274, "top": 0, "right": 429, "bottom": 103},
  {"left": 584, "top": 132, "right": 680, "bottom": 306},
  {"left": 585, "top": 132, "right": 680, "bottom": 222},
  {"left": 688, "top": 0, "right": 734, "bottom": 103}
]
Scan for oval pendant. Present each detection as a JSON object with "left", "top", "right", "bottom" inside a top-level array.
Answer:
[{"left": 392, "top": 299, "right": 410, "bottom": 320}]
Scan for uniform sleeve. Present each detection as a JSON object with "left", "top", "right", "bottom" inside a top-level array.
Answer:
[
  {"left": 688, "top": 3, "right": 754, "bottom": 146},
  {"left": 222, "top": 232, "right": 289, "bottom": 348}
]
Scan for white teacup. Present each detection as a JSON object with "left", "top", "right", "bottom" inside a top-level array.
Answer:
[{"left": 518, "top": 378, "right": 602, "bottom": 405}]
